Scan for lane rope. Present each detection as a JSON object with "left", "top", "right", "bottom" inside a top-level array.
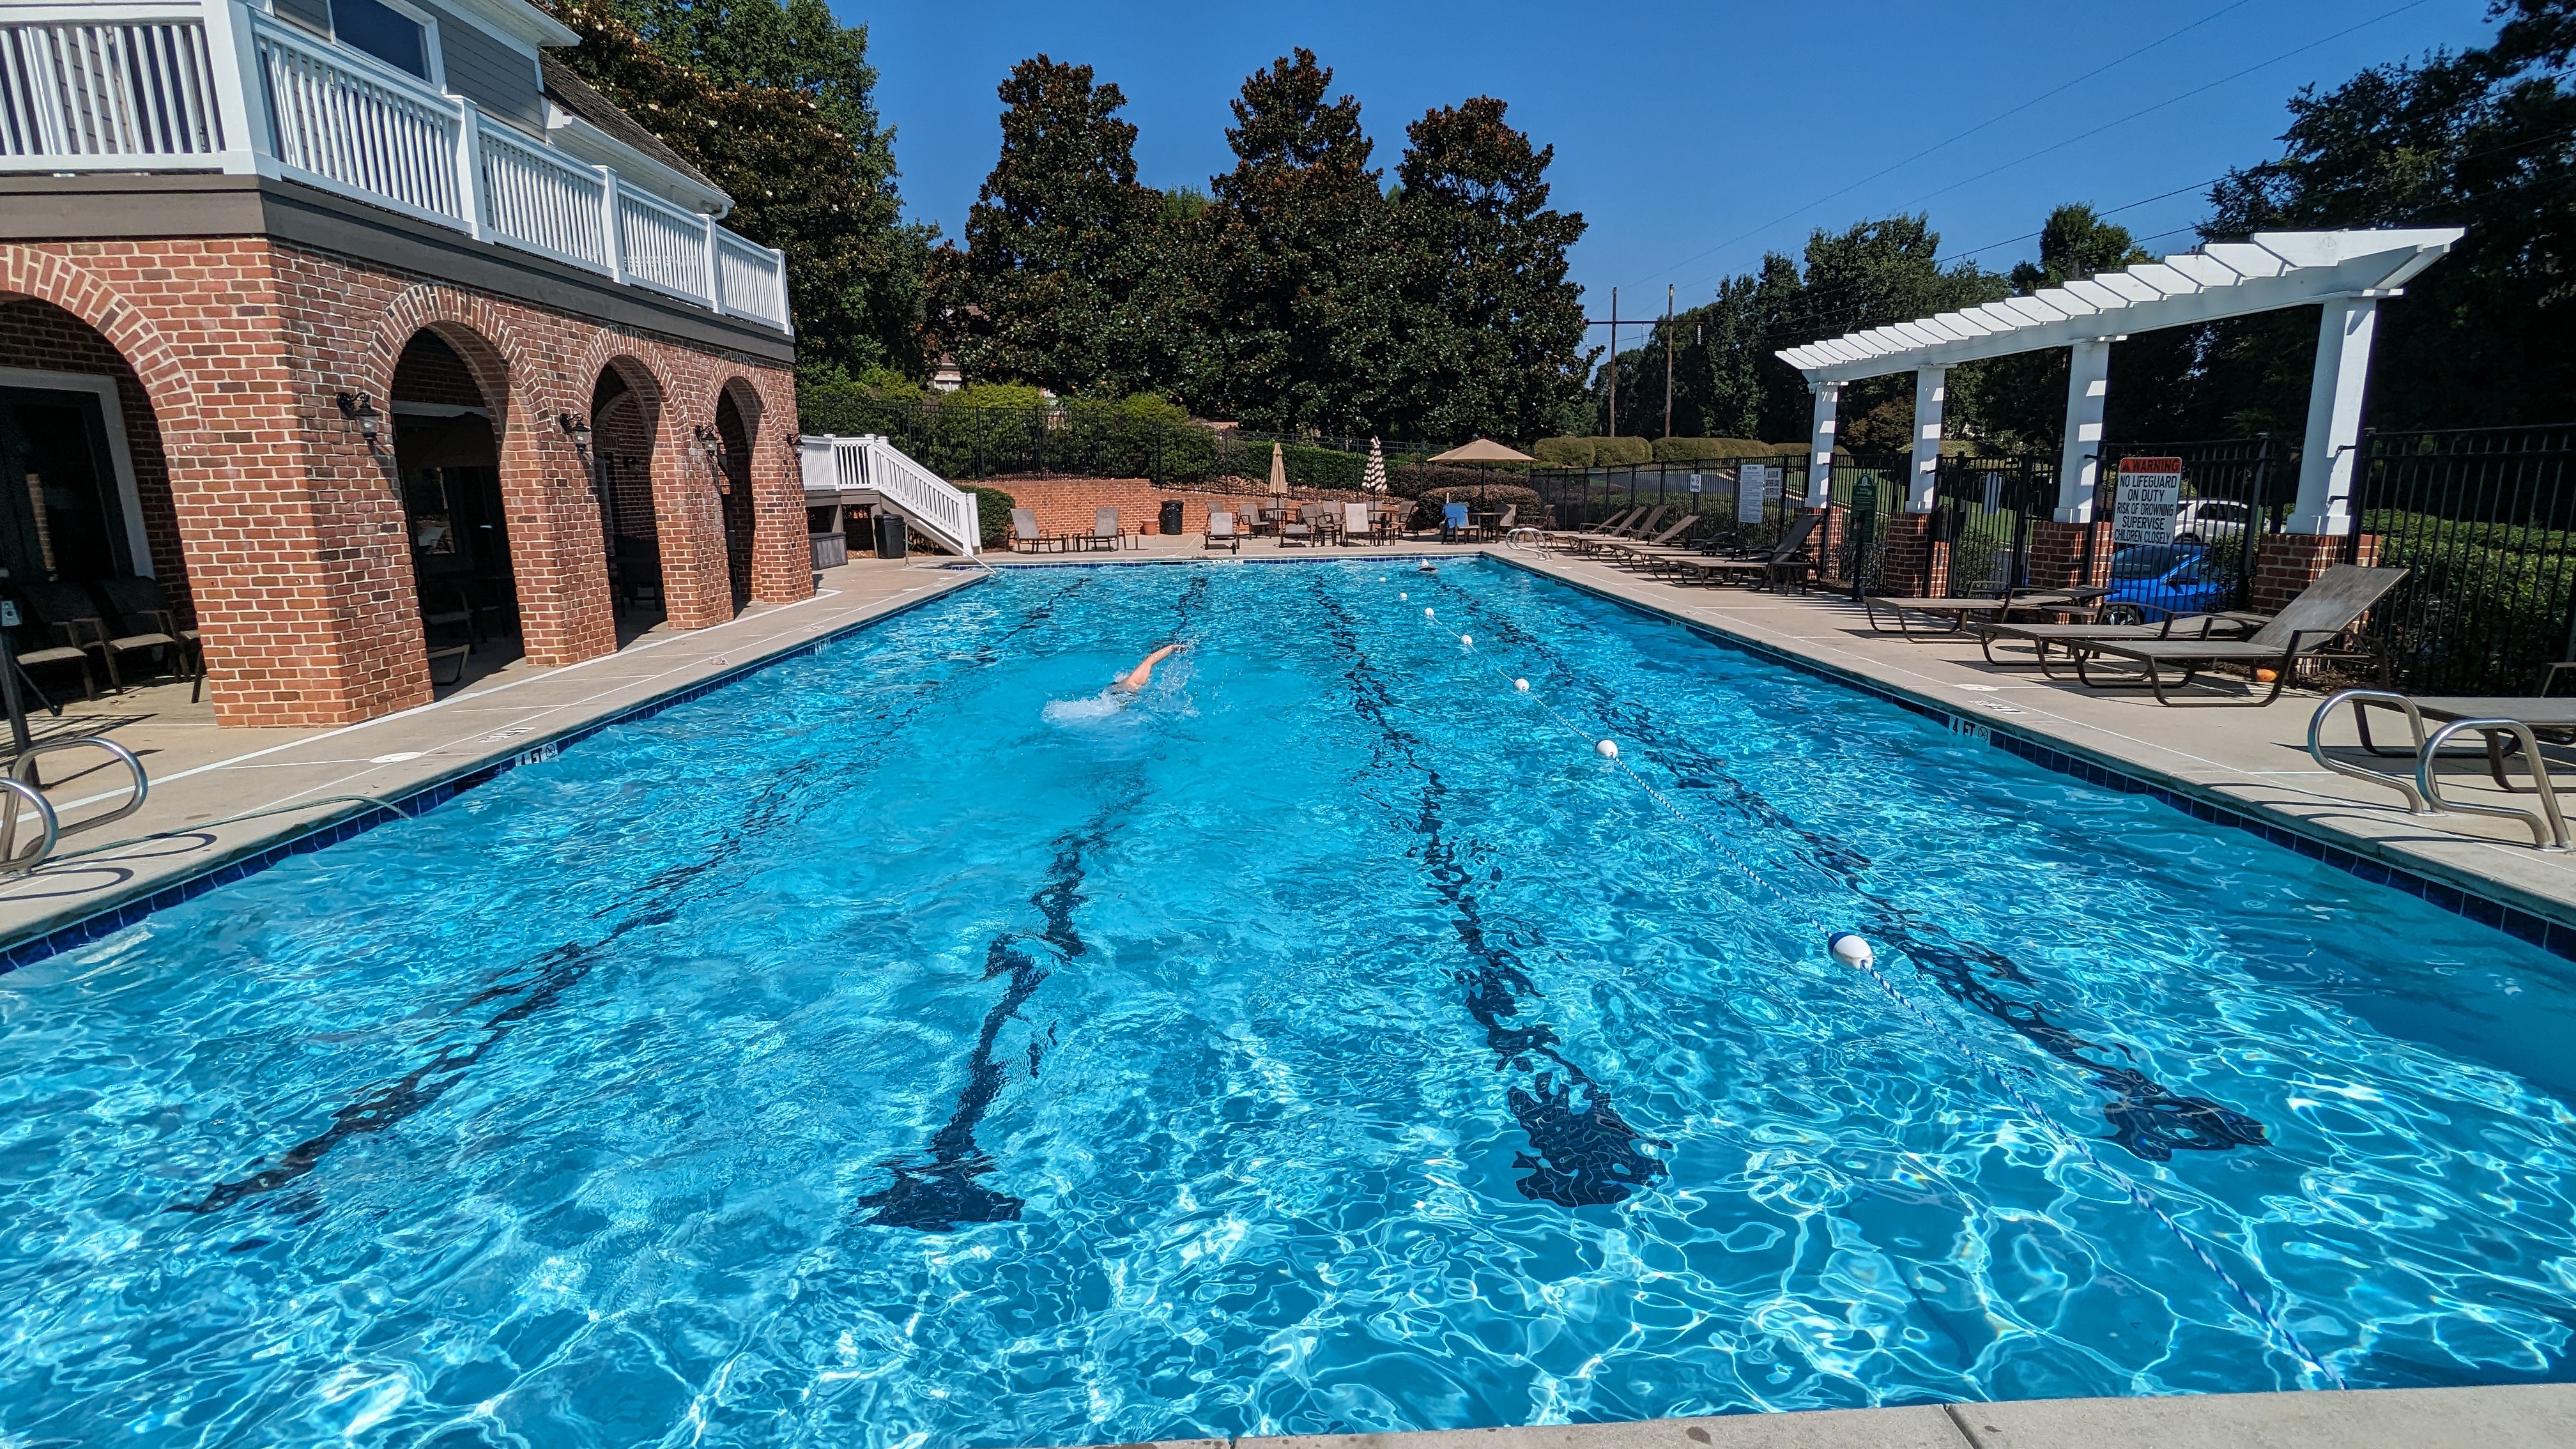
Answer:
[{"left": 1402, "top": 578, "right": 2348, "bottom": 1391}]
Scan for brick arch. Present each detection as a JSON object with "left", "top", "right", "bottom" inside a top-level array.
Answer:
[
  {"left": 715, "top": 370, "right": 810, "bottom": 602},
  {"left": 0, "top": 249, "right": 201, "bottom": 437},
  {"left": 592, "top": 347, "right": 731, "bottom": 628},
  {"left": 369, "top": 286, "right": 533, "bottom": 435}
]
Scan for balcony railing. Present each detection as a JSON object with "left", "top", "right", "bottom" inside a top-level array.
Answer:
[{"left": 0, "top": 0, "right": 790, "bottom": 334}]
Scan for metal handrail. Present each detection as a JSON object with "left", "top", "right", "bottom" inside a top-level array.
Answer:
[
  {"left": 2308, "top": 689, "right": 2432, "bottom": 813},
  {"left": 2420, "top": 717, "right": 2572, "bottom": 850},
  {"left": 0, "top": 778, "right": 60, "bottom": 875},
  {"left": 16, "top": 737, "right": 148, "bottom": 832}
]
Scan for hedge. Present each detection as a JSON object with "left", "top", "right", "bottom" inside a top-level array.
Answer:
[
  {"left": 1408, "top": 482, "right": 1546, "bottom": 530},
  {"left": 963, "top": 485, "right": 1016, "bottom": 548}
]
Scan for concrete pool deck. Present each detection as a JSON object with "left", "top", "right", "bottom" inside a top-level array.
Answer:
[
  {"left": 1496, "top": 544, "right": 2576, "bottom": 946},
  {"left": 1094, "top": 1382, "right": 2576, "bottom": 1449}
]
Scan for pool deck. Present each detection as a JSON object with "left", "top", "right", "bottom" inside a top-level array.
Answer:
[
  {"left": 1096, "top": 1382, "right": 2576, "bottom": 1449},
  {"left": 0, "top": 556, "right": 986, "bottom": 963},
  {"left": 1496, "top": 545, "right": 2576, "bottom": 947}
]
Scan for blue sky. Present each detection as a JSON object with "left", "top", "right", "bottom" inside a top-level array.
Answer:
[{"left": 855, "top": 0, "right": 2490, "bottom": 331}]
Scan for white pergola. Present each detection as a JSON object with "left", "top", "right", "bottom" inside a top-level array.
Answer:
[{"left": 1775, "top": 229, "right": 2464, "bottom": 535}]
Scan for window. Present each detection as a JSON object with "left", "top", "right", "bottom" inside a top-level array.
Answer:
[{"left": 332, "top": 0, "right": 432, "bottom": 81}]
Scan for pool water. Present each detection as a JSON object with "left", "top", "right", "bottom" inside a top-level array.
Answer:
[{"left": 3, "top": 558, "right": 2573, "bottom": 1446}]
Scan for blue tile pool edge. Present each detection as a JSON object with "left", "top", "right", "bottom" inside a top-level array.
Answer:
[
  {"left": 0, "top": 579, "right": 983, "bottom": 976},
  {"left": 1487, "top": 550, "right": 2576, "bottom": 963}
]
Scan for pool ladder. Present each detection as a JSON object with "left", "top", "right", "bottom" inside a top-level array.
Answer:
[{"left": 0, "top": 739, "right": 150, "bottom": 874}]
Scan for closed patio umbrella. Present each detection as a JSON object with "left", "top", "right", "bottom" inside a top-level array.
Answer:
[
  {"left": 1269, "top": 441, "right": 1287, "bottom": 496},
  {"left": 1363, "top": 436, "right": 1388, "bottom": 493}
]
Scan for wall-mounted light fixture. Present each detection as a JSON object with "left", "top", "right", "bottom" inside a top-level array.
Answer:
[
  {"left": 694, "top": 424, "right": 730, "bottom": 494},
  {"left": 335, "top": 392, "right": 383, "bottom": 453},
  {"left": 556, "top": 413, "right": 592, "bottom": 460}
]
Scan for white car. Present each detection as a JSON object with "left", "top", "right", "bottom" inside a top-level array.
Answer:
[{"left": 2172, "top": 497, "right": 2252, "bottom": 544}]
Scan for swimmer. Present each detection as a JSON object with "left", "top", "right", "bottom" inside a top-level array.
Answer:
[{"left": 1112, "top": 642, "right": 1187, "bottom": 694}]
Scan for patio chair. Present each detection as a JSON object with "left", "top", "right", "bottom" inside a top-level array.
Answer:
[
  {"left": 1279, "top": 506, "right": 1316, "bottom": 546},
  {"left": 2073, "top": 564, "right": 2408, "bottom": 705},
  {"left": 1662, "top": 512, "right": 1820, "bottom": 588},
  {"left": 1009, "top": 508, "right": 1068, "bottom": 553},
  {"left": 1862, "top": 585, "right": 2112, "bottom": 639},
  {"left": 1091, "top": 508, "right": 1128, "bottom": 551},
  {"left": 19, "top": 581, "right": 180, "bottom": 692},
  {"left": 1204, "top": 510, "right": 1243, "bottom": 553},
  {"left": 2, "top": 599, "right": 93, "bottom": 702},
  {"left": 1597, "top": 515, "right": 1699, "bottom": 567},
  {"left": 98, "top": 576, "right": 203, "bottom": 691},
  {"left": 1340, "top": 502, "right": 1381, "bottom": 546},
  {"left": 1566, "top": 505, "right": 1670, "bottom": 555},
  {"left": 1441, "top": 502, "right": 1472, "bottom": 541},
  {"left": 1969, "top": 607, "right": 2270, "bottom": 677}
]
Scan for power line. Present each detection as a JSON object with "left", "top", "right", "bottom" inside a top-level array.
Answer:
[{"left": 1623, "top": 0, "right": 2261, "bottom": 295}]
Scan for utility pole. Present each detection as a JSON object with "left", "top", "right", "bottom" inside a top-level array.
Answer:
[
  {"left": 1607, "top": 287, "right": 1618, "bottom": 438},
  {"left": 1663, "top": 284, "right": 1675, "bottom": 440}
]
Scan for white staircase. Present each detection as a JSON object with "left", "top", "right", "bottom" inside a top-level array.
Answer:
[{"left": 798, "top": 434, "right": 979, "bottom": 557}]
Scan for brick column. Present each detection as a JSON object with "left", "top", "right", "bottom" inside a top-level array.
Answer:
[
  {"left": 2251, "top": 532, "right": 2375, "bottom": 614},
  {"left": 1800, "top": 505, "right": 1844, "bottom": 584},
  {"left": 2025, "top": 519, "right": 2111, "bottom": 590},
  {"left": 1927, "top": 539, "right": 1951, "bottom": 598},
  {"left": 1879, "top": 512, "right": 1934, "bottom": 596},
  {"left": 748, "top": 376, "right": 813, "bottom": 603}
]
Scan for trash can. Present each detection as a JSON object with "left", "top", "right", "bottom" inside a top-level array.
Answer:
[
  {"left": 874, "top": 512, "right": 907, "bottom": 559},
  {"left": 1160, "top": 500, "right": 1186, "bottom": 535}
]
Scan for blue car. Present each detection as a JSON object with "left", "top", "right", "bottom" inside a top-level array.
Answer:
[{"left": 2099, "top": 543, "right": 2240, "bottom": 624}]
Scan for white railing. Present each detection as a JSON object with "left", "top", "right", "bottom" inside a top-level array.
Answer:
[
  {"left": 475, "top": 116, "right": 608, "bottom": 270},
  {"left": 0, "top": 15, "right": 224, "bottom": 164},
  {"left": 613, "top": 178, "right": 709, "bottom": 303},
  {"left": 254, "top": 11, "right": 462, "bottom": 224},
  {"left": 716, "top": 228, "right": 786, "bottom": 327},
  {"left": 0, "top": 2, "right": 791, "bottom": 334},
  {"left": 799, "top": 434, "right": 979, "bottom": 557}
]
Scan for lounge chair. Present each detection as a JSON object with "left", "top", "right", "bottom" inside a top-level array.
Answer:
[
  {"left": 1970, "top": 608, "right": 2269, "bottom": 676},
  {"left": 1279, "top": 506, "right": 1316, "bottom": 546},
  {"left": 1536, "top": 507, "right": 1641, "bottom": 548},
  {"left": 1662, "top": 512, "right": 1820, "bottom": 588},
  {"left": 1567, "top": 505, "right": 1669, "bottom": 555},
  {"left": 1862, "top": 586, "right": 2112, "bottom": 638},
  {"left": 1597, "top": 515, "right": 1699, "bottom": 567},
  {"left": 1204, "top": 510, "right": 1243, "bottom": 553},
  {"left": 1340, "top": 502, "right": 1385, "bottom": 546},
  {"left": 2073, "top": 564, "right": 2407, "bottom": 705},
  {"left": 2310, "top": 673, "right": 2576, "bottom": 846},
  {"left": 1090, "top": 508, "right": 1129, "bottom": 551},
  {"left": 1439, "top": 502, "right": 1472, "bottom": 540}
]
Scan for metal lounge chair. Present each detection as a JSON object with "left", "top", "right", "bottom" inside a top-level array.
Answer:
[
  {"left": 1663, "top": 512, "right": 1820, "bottom": 588},
  {"left": 1091, "top": 508, "right": 1128, "bottom": 551},
  {"left": 2074, "top": 564, "right": 2407, "bottom": 705},
  {"left": 1204, "top": 510, "right": 1243, "bottom": 552},
  {"left": 1279, "top": 506, "right": 1316, "bottom": 546},
  {"left": 1862, "top": 585, "right": 2112, "bottom": 638},
  {"left": 1535, "top": 506, "right": 1641, "bottom": 548},
  {"left": 1970, "top": 608, "right": 2270, "bottom": 677},
  {"left": 1009, "top": 508, "right": 1066, "bottom": 553},
  {"left": 1597, "top": 515, "right": 1700, "bottom": 567},
  {"left": 1567, "top": 505, "right": 1667, "bottom": 555},
  {"left": 1341, "top": 502, "right": 1381, "bottom": 545}
]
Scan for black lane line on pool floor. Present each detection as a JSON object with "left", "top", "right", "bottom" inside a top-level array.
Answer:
[
  {"left": 170, "top": 579, "right": 1099, "bottom": 1218},
  {"left": 1435, "top": 573, "right": 2267, "bottom": 1163},
  {"left": 1310, "top": 575, "right": 1671, "bottom": 1208},
  {"left": 864, "top": 572, "right": 1212, "bottom": 1231}
]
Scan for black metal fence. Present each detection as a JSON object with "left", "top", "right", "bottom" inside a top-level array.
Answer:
[{"left": 2348, "top": 425, "right": 2576, "bottom": 694}]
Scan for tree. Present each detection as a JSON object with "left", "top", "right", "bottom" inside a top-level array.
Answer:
[
  {"left": 1963, "top": 204, "right": 2156, "bottom": 449},
  {"left": 1198, "top": 49, "right": 1397, "bottom": 432},
  {"left": 943, "top": 56, "right": 1164, "bottom": 394},
  {"left": 553, "top": 0, "right": 933, "bottom": 381},
  {"left": 1381, "top": 97, "right": 1590, "bottom": 443}
]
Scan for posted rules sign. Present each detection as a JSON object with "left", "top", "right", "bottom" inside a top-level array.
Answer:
[
  {"left": 2112, "top": 457, "right": 2183, "bottom": 548},
  {"left": 1736, "top": 463, "right": 1776, "bottom": 524}
]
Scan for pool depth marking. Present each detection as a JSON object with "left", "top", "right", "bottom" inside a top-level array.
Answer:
[
  {"left": 1310, "top": 574, "right": 1671, "bottom": 1208},
  {"left": 1436, "top": 572, "right": 2269, "bottom": 1165}
]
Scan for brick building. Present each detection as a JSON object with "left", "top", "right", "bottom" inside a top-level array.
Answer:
[{"left": 1, "top": 0, "right": 808, "bottom": 726}]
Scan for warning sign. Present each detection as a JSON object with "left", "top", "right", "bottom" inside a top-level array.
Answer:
[{"left": 2112, "top": 456, "right": 2183, "bottom": 548}]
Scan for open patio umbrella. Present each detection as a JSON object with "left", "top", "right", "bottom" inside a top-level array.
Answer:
[
  {"left": 1426, "top": 438, "right": 1536, "bottom": 463},
  {"left": 1268, "top": 441, "right": 1287, "bottom": 496},
  {"left": 1363, "top": 436, "right": 1388, "bottom": 493}
]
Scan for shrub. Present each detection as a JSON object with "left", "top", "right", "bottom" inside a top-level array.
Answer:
[
  {"left": 1532, "top": 436, "right": 1595, "bottom": 467},
  {"left": 1596, "top": 436, "right": 1652, "bottom": 465},
  {"left": 963, "top": 485, "right": 1016, "bottom": 548},
  {"left": 1652, "top": 436, "right": 1793, "bottom": 462},
  {"left": 947, "top": 381, "right": 1047, "bottom": 411}
]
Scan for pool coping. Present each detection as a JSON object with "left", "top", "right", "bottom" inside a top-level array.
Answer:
[
  {"left": 1485, "top": 549, "right": 2576, "bottom": 961},
  {"left": 1085, "top": 1381, "right": 2576, "bottom": 1449},
  {"left": 0, "top": 574, "right": 986, "bottom": 972}
]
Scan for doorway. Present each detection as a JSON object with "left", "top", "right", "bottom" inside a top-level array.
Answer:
[
  {"left": 715, "top": 386, "right": 755, "bottom": 606},
  {"left": 390, "top": 332, "right": 519, "bottom": 686},
  {"left": 592, "top": 365, "right": 666, "bottom": 640}
]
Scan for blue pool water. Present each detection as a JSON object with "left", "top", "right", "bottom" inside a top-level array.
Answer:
[{"left": 3, "top": 557, "right": 2573, "bottom": 1446}]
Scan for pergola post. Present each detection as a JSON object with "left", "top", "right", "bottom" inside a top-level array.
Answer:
[
  {"left": 2055, "top": 339, "right": 2110, "bottom": 523},
  {"left": 1805, "top": 381, "right": 1839, "bottom": 507},
  {"left": 2289, "top": 295, "right": 2378, "bottom": 535},
  {"left": 1908, "top": 366, "right": 1945, "bottom": 512}
]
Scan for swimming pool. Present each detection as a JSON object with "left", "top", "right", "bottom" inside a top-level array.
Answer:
[{"left": 3, "top": 556, "right": 2572, "bottom": 1445}]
